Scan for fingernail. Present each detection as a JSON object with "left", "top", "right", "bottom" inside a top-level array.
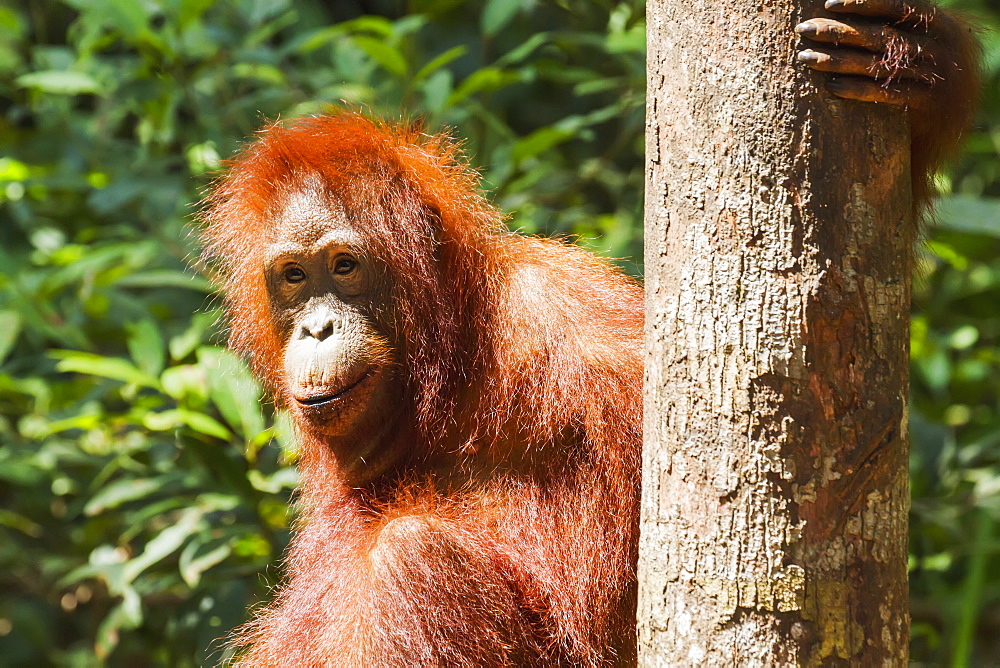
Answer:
[
  {"left": 826, "top": 79, "right": 847, "bottom": 93},
  {"left": 797, "top": 50, "right": 820, "bottom": 62},
  {"left": 795, "top": 21, "right": 817, "bottom": 33},
  {"left": 824, "top": 0, "right": 846, "bottom": 8}
]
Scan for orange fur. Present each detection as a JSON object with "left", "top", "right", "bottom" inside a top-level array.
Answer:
[
  {"left": 201, "top": 112, "right": 643, "bottom": 665},
  {"left": 881, "top": 6, "right": 981, "bottom": 208}
]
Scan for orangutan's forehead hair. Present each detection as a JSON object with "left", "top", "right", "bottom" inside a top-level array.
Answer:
[
  {"left": 271, "top": 173, "right": 329, "bottom": 218},
  {"left": 201, "top": 113, "right": 509, "bottom": 280},
  {"left": 266, "top": 175, "right": 354, "bottom": 245}
]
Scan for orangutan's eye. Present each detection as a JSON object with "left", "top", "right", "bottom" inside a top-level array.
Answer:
[
  {"left": 333, "top": 257, "right": 357, "bottom": 276},
  {"left": 283, "top": 266, "right": 307, "bottom": 284}
]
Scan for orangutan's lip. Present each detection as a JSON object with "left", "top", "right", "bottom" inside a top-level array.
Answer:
[{"left": 295, "top": 368, "right": 375, "bottom": 407}]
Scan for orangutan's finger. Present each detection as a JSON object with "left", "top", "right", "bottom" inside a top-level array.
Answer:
[
  {"left": 823, "top": 0, "right": 932, "bottom": 22},
  {"left": 825, "top": 76, "right": 930, "bottom": 107}
]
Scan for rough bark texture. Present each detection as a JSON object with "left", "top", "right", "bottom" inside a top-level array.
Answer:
[{"left": 638, "top": 1, "right": 912, "bottom": 665}]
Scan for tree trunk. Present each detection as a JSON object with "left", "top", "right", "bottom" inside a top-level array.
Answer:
[{"left": 638, "top": 0, "right": 912, "bottom": 665}]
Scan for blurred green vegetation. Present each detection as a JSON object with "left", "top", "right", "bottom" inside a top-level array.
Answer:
[{"left": 0, "top": 0, "right": 995, "bottom": 665}]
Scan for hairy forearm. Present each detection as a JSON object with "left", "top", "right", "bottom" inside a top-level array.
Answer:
[
  {"left": 907, "top": 7, "right": 981, "bottom": 205},
  {"left": 235, "top": 514, "right": 538, "bottom": 665}
]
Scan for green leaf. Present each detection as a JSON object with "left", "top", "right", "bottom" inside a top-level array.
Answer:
[
  {"left": 38, "top": 413, "right": 102, "bottom": 436},
  {"left": 169, "top": 312, "right": 218, "bottom": 361},
  {"left": 924, "top": 240, "right": 969, "bottom": 270},
  {"left": 16, "top": 70, "right": 102, "bottom": 95},
  {"left": 495, "top": 32, "right": 549, "bottom": 66},
  {"left": 198, "top": 347, "right": 266, "bottom": 441},
  {"left": 231, "top": 62, "right": 287, "bottom": 85},
  {"left": 274, "top": 409, "right": 298, "bottom": 462},
  {"left": 180, "top": 410, "right": 232, "bottom": 440},
  {"left": 122, "top": 509, "right": 202, "bottom": 581},
  {"left": 0, "top": 157, "right": 30, "bottom": 181},
  {"left": 391, "top": 14, "right": 427, "bottom": 37},
  {"left": 64, "top": 0, "right": 151, "bottom": 35},
  {"left": 574, "top": 76, "right": 624, "bottom": 96},
  {"left": 338, "top": 15, "right": 394, "bottom": 37},
  {"left": 248, "top": 467, "right": 298, "bottom": 494},
  {"left": 916, "top": 348, "right": 951, "bottom": 395},
  {"left": 238, "top": 0, "right": 291, "bottom": 25},
  {"left": 195, "top": 493, "right": 241, "bottom": 513},
  {"left": 448, "top": 67, "right": 522, "bottom": 105},
  {"left": 511, "top": 126, "right": 574, "bottom": 162},
  {"left": 949, "top": 325, "right": 980, "bottom": 350},
  {"left": 115, "top": 270, "right": 214, "bottom": 292},
  {"left": 186, "top": 141, "right": 222, "bottom": 174},
  {"left": 481, "top": 0, "right": 521, "bottom": 35},
  {"left": 126, "top": 319, "right": 166, "bottom": 377},
  {"left": 52, "top": 351, "right": 160, "bottom": 388},
  {"left": 160, "top": 364, "right": 209, "bottom": 403},
  {"left": 0, "top": 7, "right": 25, "bottom": 36},
  {"left": 179, "top": 539, "right": 232, "bottom": 587},
  {"left": 293, "top": 25, "right": 346, "bottom": 53},
  {"left": 84, "top": 478, "right": 164, "bottom": 516},
  {"left": 177, "top": 0, "right": 215, "bottom": 28},
  {"left": 414, "top": 45, "right": 467, "bottom": 82},
  {"left": 95, "top": 588, "right": 143, "bottom": 659},
  {"left": 143, "top": 408, "right": 232, "bottom": 440},
  {"left": 0, "top": 310, "right": 21, "bottom": 364},
  {"left": 606, "top": 25, "right": 645, "bottom": 54},
  {"left": 935, "top": 195, "right": 1000, "bottom": 237},
  {"left": 351, "top": 35, "right": 407, "bottom": 77},
  {"left": 0, "top": 508, "right": 42, "bottom": 537},
  {"left": 422, "top": 69, "right": 453, "bottom": 113}
]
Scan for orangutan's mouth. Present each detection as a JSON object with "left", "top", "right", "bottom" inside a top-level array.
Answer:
[{"left": 295, "top": 368, "right": 375, "bottom": 407}]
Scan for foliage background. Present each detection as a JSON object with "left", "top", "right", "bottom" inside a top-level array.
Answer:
[{"left": 0, "top": 0, "right": 996, "bottom": 665}]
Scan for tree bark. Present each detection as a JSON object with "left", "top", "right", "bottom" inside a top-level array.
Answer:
[{"left": 638, "top": 0, "right": 912, "bottom": 665}]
